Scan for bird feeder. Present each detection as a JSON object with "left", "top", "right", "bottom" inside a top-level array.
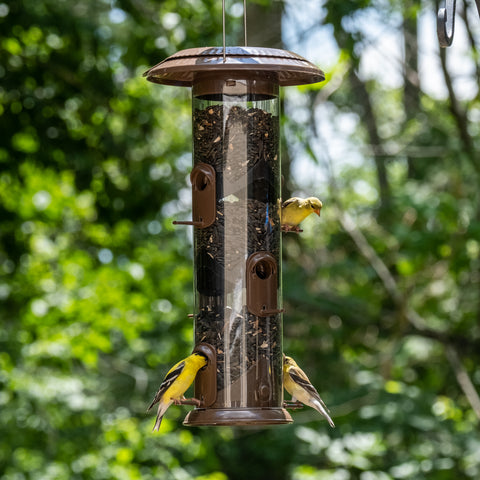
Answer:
[{"left": 144, "top": 46, "right": 324, "bottom": 426}]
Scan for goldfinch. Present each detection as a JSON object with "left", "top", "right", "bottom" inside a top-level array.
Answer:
[
  {"left": 147, "top": 352, "right": 207, "bottom": 431},
  {"left": 281, "top": 197, "right": 323, "bottom": 232},
  {"left": 283, "top": 354, "right": 335, "bottom": 427}
]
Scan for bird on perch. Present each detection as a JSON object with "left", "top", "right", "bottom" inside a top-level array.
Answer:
[
  {"left": 280, "top": 197, "right": 323, "bottom": 232},
  {"left": 283, "top": 354, "right": 335, "bottom": 427},
  {"left": 147, "top": 352, "right": 207, "bottom": 431}
]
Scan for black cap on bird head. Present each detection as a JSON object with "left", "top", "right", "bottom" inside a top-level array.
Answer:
[{"left": 192, "top": 350, "right": 209, "bottom": 370}]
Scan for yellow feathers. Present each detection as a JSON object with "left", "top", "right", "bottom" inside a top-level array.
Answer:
[
  {"left": 283, "top": 354, "right": 335, "bottom": 427},
  {"left": 147, "top": 352, "right": 207, "bottom": 431},
  {"left": 281, "top": 197, "right": 323, "bottom": 232}
]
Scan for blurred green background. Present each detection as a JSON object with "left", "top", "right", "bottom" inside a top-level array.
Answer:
[{"left": 1, "top": 0, "right": 480, "bottom": 478}]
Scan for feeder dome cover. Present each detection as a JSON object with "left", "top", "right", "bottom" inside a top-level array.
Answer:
[{"left": 143, "top": 46, "right": 325, "bottom": 87}]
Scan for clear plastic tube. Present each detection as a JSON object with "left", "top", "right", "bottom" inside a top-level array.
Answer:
[{"left": 185, "top": 73, "right": 291, "bottom": 425}]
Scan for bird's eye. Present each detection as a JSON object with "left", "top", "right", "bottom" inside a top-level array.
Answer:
[{"left": 311, "top": 204, "right": 315, "bottom": 209}]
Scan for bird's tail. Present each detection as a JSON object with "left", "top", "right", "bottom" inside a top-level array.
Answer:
[
  {"left": 152, "top": 401, "right": 171, "bottom": 432},
  {"left": 311, "top": 398, "right": 335, "bottom": 428}
]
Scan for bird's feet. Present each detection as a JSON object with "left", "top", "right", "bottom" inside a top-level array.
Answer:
[
  {"left": 177, "top": 397, "right": 202, "bottom": 407},
  {"left": 281, "top": 225, "right": 303, "bottom": 233},
  {"left": 283, "top": 401, "right": 304, "bottom": 410}
]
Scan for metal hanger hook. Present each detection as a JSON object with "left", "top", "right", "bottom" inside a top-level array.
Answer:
[{"left": 437, "top": 0, "right": 456, "bottom": 47}]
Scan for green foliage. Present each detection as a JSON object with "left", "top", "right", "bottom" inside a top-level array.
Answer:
[
  {"left": 281, "top": 0, "right": 480, "bottom": 477},
  {"left": 1, "top": 0, "right": 221, "bottom": 478},
  {"left": 1, "top": 0, "right": 480, "bottom": 479}
]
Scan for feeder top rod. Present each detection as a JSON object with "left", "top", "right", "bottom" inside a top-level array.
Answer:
[{"left": 143, "top": 46, "right": 325, "bottom": 88}]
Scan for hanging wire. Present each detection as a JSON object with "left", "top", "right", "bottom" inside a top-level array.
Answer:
[
  {"left": 222, "top": 0, "right": 248, "bottom": 62},
  {"left": 244, "top": 0, "right": 247, "bottom": 46},
  {"left": 222, "top": 0, "right": 226, "bottom": 62}
]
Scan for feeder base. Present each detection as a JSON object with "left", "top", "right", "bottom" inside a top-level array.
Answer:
[{"left": 183, "top": 407, "right": 292, "bottom": 426}]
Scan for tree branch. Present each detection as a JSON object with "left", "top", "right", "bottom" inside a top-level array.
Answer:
[
  {"left": 339, "top": 205, "right": 480, "bottom": 419},
  {"left": 439, "top": 48, "right": 479, "bottom": 174},
  {"left": 461, "top": 0, "right": 480, "bottom": 81},
  {"left": 349, "top": 71, "right": 392, "bottom": 217},
  {"left": 308, "top": 112, "right": 480, "bottom": 419},
  {"left": 445, "top": 345, "right": 480, "bottom": 420}
]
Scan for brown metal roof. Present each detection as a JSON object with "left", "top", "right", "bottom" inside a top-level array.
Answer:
[{"left": 143, "top": 46, "right": 325, "bottom": 87}]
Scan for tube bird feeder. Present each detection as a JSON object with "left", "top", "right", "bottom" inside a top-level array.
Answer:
[{"left": 144, "top": 46, "right": 324, "bottom": 426}]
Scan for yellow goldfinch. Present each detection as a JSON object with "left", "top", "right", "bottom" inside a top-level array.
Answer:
[
  {"left": 283, "top": 354, "right": 335, "bottom": 427},
  {"left": 147, "top": 352, "right": 207, "bottom": 431},
  {"left": 281, "top": 197, "right": 323, "bottom": 232}
]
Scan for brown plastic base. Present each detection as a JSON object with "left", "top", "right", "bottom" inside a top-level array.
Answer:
[{"left": 183, "top": 407, "right": 293, "bottom": 426}]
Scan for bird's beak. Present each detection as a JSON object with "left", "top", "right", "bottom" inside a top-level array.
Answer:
[{"left": 314, "top": 208, "right": 321, "bottom": 216}]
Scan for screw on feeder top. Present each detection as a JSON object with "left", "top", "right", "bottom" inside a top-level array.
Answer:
[{"left": 143, "top": 46, "right": 324, "bottom": 87}]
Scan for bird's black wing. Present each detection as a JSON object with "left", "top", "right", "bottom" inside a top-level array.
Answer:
[
  {"left": 147, "top": 361, "right": 185, "bottom": 411},
  {"left": 281, "top": 197, "right": 300, "bottom": 209},
  {"left": 289, "top": 369, "right": 330, "bottom": 412}
]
